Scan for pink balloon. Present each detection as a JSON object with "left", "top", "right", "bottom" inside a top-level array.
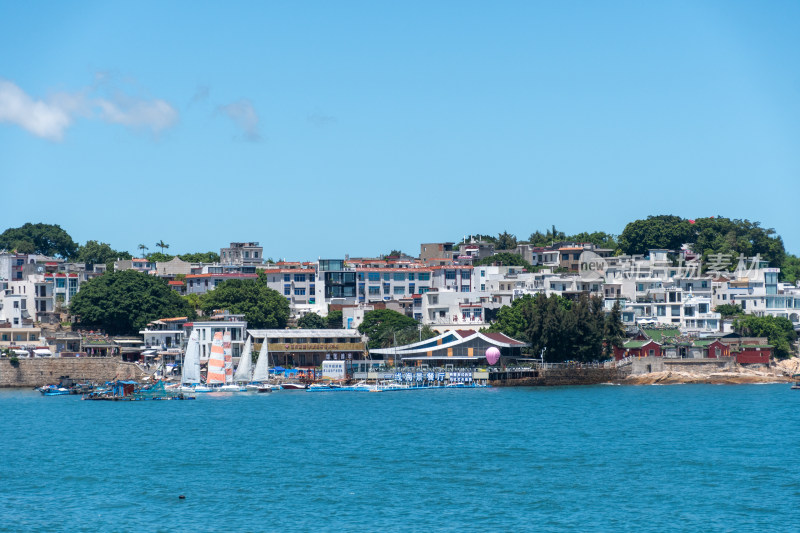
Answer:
[{"left": 485, "top": 347, "right": 500, "bottom": 365}]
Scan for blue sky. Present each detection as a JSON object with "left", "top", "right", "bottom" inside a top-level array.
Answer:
[{"left": 2, "top": 1, "right": 799, "bottom": 259}]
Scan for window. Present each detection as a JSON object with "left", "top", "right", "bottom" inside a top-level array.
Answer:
[
  {"left": 393, "top": 272, "right": 405, "bottom": 281},
  {"left": 294, "top": 288, "right": 306, "bottom": 296},
  {"left": 368, "top": 272, "right": 380, "bottom": 282},
  {"left": 481, "top": 284, "right": 485, "bottom": 291},
  {"left": 562, "top": 254, "right": 569, "bottom": 261},
  {"left": 368, "top": 286, "right": 381, "bottom": 295},
  {"left": 383, "top": 283, "right": 390, "bottom": 294},
  {"left": 461, "top": 270, "right": 471, "bottom": 278},
  {"left": 294, "top": 274, "right": 306, "bottom": 282},
  {"left": 56, "top": 278, "right": 65, "bottom": 288},
  {"left": 408, "top": 273, "right": 415, "bottom": 281},
  {"left": 445, "top": 270, "right": 456, "bottom": 281},
  {"left": 284, "top": 287, "right": 291, "bottom": 296},
  {"left": 310, "top": 285, "right": 315, "bottom": 295},
  {"left": 393, "top": 286, "right": 405, "bottom": 295},
  {"left": 418, "top": 273, "right": 430, "bottom": 281},
  {"left": 461, "top": 286, "right": 470, "bottom": 292},
  {"left": 284, "top": 274, "right": 290, "bottom": 282},
  {"left": 409, "top": 283, "right": 415, "bottom": 293},
  {"left": 358, "top": 272, "right": 365, "bottom": 281},
  {"left": 254, "top": 252, "right": 259, "bottom": 258},
  {"left": 648, "top": 349, "right": 655, "bottom": 357},
  {"left": 383, "top": 272, "right": 391, "bottom": 281},
  {"left": 481, "top": 270, "right": 485, "bottom": 277}
]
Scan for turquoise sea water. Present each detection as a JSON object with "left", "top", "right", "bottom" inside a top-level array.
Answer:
[{"left": 1, "top": 384, "right": 798, "bottom": 532}]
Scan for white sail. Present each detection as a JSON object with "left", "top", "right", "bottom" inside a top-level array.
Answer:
[
  {"left": 251, "top": 336, "right": 270, "bottom": 383},
  {"left": 233, "top": 335, "right": 253, "bottom": 383},
  {"left": 181, "top": 330, "right": 201, "bottom": 384}
]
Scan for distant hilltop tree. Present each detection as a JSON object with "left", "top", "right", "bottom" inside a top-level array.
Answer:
[{"left": 0, "top": 222, "right": 78, "bottom": 258}]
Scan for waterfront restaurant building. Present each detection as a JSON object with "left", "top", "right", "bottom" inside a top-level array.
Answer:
[
  {"left": 247, "top": 329, "right": 367, "bottom": 368},
  {"left": 369, "top": 329, "right": 527, "bottom": 367}
]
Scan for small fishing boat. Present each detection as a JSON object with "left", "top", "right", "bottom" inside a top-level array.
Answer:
[{"left": 792, "top": 374, "right": 800, "bottom": 390}]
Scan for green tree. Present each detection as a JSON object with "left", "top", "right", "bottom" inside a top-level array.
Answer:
[
  {"left": 603, "top": 300, "right": 625, "bottom": 359},
  {"left": 715, "top": 304, "right": 743, "bottom": 318},
  {"left": 69, "top": 270, "right": 194, "bottom": 335},
  {"left": 618, "top": 215, "right": 694, "bottom": 256},
  {"left": 76, "top": 240, "right": 131, "bottom": 265},
  {"left": 734, "top": 315, "right": 797, "bottom": 359},
  {"left": 386, "top": 250, "right": 404, "bottom": 257},
  {"left": 473, "top": 252, "right": 533, "bottom": 270},
  {"left": 488, "top": 295, "right": 535, "bottom": 340},
  {"left": 180, "top": 252, "right": 220, "bottom": 263},
  {"left": 0, "top": 223, "right": 78, "bottom": 258},
  {"left": 326, "top": 309, "right": 343, "bottom": 329},
  {"left": 148, "top": 252, "right": 175, "bottom": 263},
  {"left": 155, "top": 240, "right": 170, "bottom": 255},
  {"left": 200, "top": 278, "right": 289, "bottom": 329},
  {"left": 781, "top": 254, "right": 800, "bottom": 284},
  {"left": 297, "top": 312, "right": 326, "bottom": 329},
  {"left": 357, "top": 309, "right": 419, "bottom": 349},
  {"left": 497, "top": 231, "right": 518, "bottom": 251},
  {"left": 138, "top": 244, "right": 149, "bottom": 257}
]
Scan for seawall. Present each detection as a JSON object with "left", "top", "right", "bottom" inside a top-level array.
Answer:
[
  {"left": 490, "top": 366, "right": 629, "bottom": 386},
  {"left": 0, "top": 357, "right": 145, "bottom": 388}
]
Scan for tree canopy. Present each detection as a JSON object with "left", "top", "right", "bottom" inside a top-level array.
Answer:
[
  {"left": 179, "top": 251, "right": 220, "bottom": 263},
  {"left": 473, "top": 252, "right": 533, "bottom": 270},
  {"left": 618, "top": 215, "right": 693, "bottom": 256},
  {"left": 618, "top": 215, "right": 786, "bottom": 270},
  {"left": 75, "top": 240, "right": 131, "bottom": 265},
  {"left": 69, "top": 270, "right": 194, "bottom": 335},
  {"left": 326, "top": 309, "right": 343, "bottom": 329},
  {"left": 200, "top": 278, "right": 289, "bottom": 329},
  {"left": 734, "top": 315, "right": 797, "bottom": 359},
  {"left": 357, "top": 309, "right": 422, "bottom": 349},
  {"left": 0, "top": 223, "right": 78, "bottom": 258},
  {"left": 496, "top": 231, "right": 518, "bottom": 251},
  {"left": 297, "top": 312, "right": 326, "bottom": 329},
  {"left": 489, "top": 294, "right": 620, "bottom": 363}
]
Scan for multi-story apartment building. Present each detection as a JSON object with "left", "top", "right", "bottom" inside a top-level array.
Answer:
[{"left": 220, "top": 242, "right": 264, "bottom": 266}]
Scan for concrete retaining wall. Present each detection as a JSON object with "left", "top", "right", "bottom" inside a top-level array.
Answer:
[
  {"left": 490, "top": 366, "right": 628, "bottom": 386},
  {"left": 0, "top": 357, "right": 145, "bottom": 388},
  {"left": 631, "top": 356, "right": 735, "bottom": 375}
]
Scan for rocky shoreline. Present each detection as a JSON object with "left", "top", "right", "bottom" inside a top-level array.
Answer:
[{"left": 624, "top": 357, "right": 800, "bottom": 385}]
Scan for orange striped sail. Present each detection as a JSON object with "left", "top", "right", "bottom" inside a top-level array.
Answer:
[
  {"left": 223, "top": 331, "right": 233, "bottom": 384},
  {"left": 207, "top": 332, "right": 226, "bottom": 384}
]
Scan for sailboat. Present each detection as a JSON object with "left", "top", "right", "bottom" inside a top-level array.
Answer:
[
  {"left": 233, "top": 335, "right": 254, "bottom": 386},
  {"left": 246, "top": 336, "right": 277, "bottom": 392},
  {"left": 206, "top": 331, "right": 228, "bottom": 390},
  {"left": 218, "top": 331, "right": 246, "bottom": 392},
  {"left": 180, "top": 330, "right": 211, "bottom": 393}
]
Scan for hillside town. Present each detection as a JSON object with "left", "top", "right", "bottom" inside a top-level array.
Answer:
[{"left": 2, "top": 233, "right": 798, "bottom": 378}]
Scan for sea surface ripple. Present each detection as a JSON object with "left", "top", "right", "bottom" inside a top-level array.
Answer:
[{"left": 1, "top": 384, "right": 799, "bottom": 532}]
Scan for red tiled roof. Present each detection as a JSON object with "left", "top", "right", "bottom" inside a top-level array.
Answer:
[
  {"left": 185, "top": 273, "right": 258, "bottom": 279},
  {"left": 168, "top": 280, "right": 185, "bottom": 286},
  {"left": 482, "top": 332, "right": 526, "bottom": 346}
]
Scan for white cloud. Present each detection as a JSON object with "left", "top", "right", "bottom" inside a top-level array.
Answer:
[
  {"left": 96, "top": 97, "right": 178, "bottom": 133},
  {"left": 0, "top": 77, "right": 178, "bottom": 141},
  {"left": 218, "top": 99, "right": 260, "bottom": 141},
  {"left": 0, "top": 79, "right": 74, "bottom": 141}
]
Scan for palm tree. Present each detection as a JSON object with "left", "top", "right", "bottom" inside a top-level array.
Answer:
[
  {"left": 155, "top": 240, "right": 169, "bottom": 255},
  {"left": 138, "top": 243, "right": 149, "bottom": 258}
]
